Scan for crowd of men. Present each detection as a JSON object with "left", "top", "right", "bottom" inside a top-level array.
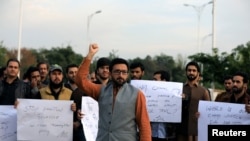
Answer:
[{"left": 1, "top": 43, "right": 250, "bottom": 141}]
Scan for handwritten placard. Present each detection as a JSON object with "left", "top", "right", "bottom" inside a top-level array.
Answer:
[
  {"left": 198, "top": 100, "right": 250, "bottom": 141},
  {"left": 17, "top": 99, "right": 73, "bottom": 141},
  {"left": 81, "top": 97, "right": 99, "bottom": 141},
  {"left": 131, "top": 80, "right": 183, "bottom": 122},
  {"left": 0, "top": 106, "right": 17, "bottom": 141}
]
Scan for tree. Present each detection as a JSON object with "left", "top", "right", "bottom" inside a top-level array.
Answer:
[
  {"left": 172, "top": 54, "right": 186, "bottom": 82},
  {"left": 231, "top": 41, "right": 250, "bottom": 75},
  {"left": 108, "top": 49, "right": 119, "bottom": 59},
  {"left": 19, "top": 48, "right": 37, "bottom": 78},
  {"left": 0, "top": 41, "right": 8, "bottom": 67},
  {"left": 32, "top": 45, "right": 83, "bottom": 70},
  {"left": 1, "top": 39, "right": 250, "bottom": 88},
  {"left": 187, "top": 42, "right": 250, "bottom": 89}
]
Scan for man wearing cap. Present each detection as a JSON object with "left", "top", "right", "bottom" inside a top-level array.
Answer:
[
  {"left": 35, "top": 64, "right": 76, "bottom": 109},
  {"left": 94, "top": 57, "right": 111, "bottom": 85}
]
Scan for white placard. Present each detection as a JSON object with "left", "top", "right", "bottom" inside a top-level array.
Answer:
[
  {"left": 17, "top": 99, "right": 73, "bottom": 141},
  {"left": 131, "top": 80, "right": 183, "bottom": 122},
  {"left": 198, "top": 100, "right": 250, "bottom": 141},
  {"left": 81, "top": 97, "right": 99, "bottom": 141},
  {"left": 0, "top": 106, "right": 17, "bottom": 141}
]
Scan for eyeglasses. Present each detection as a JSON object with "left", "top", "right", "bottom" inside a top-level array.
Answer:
[{"left": 112, "top": 70, "right": 128, "bottom": 75}]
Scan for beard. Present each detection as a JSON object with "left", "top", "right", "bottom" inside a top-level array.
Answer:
[
  {"left": 232, "top": 86, "right": 244, "bottom": 94},
  {"left": 68, "top": 78, "right": 75, "bottom": 84},
  {"left": 49, "top": 80, "right": 63, "bottom": 89},
  {"left": 187, "top": 74, "right": 197, "bottom": 81},
  {"left": 131, "top": 76, "right": 142, "bottom": 80},
  {"left": 99, "top": 75, "right": 109, "bottom": 80},
  {"left": 113, "top": 77, "right": 126, "bottom": 87},
  {"left": 225, "top": 88, "right": 231, "bottom": 92}
]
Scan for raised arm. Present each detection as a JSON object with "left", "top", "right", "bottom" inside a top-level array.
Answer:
[{"left": 75, "top": 44, "right": 102, "bottom": 100}]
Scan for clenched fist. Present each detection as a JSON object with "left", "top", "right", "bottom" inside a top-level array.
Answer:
[{"left": 89, "top": 43, "right": 99, "bottom": 54}]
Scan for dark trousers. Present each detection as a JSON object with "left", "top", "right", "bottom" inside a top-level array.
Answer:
[
  {"left": 73, "top": 127, "right": 86, "bottom": 141},
  {"left": 152, "top": 137, "right": 176, "bottom": 141},
  {"left": 152, "top": 137, "right": 166, "bottom": 141}
]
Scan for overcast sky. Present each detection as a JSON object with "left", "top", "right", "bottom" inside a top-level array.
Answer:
[{"left": 0, "top": 0, "right": 249, "bottom": 59}]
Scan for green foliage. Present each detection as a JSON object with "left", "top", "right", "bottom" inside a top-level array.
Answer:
[
  {"left": 188, "top": 41, "right": 250, "bottom": 89},
  {"left": 0, "top": 41, "right": 8, "bottom": 67},
  {"left": 108, "top": 49, "right": 119, "bottom": 59},
  {"left": 32, "top": 46, "right": 83, "bottom": 70},
  {"left": 128, "top": 54, "right": 185, "bottom": 82},
  {"left": 1, "top": 40, "right": 250, "bottom": 90}
]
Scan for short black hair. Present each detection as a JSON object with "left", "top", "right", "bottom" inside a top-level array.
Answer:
[
  {"left": 66, "top": 64, "right": 78, "bottom": 73},
  {"left": 6, "top": 58, "right": 20, "bottom": 67},
  {"left": 25, "top": 66, "right": 40, "bottom": 81},
  {"left": 233, "top": 71, "right": 249, "bottom": 84},
  {"left": 96, "top": 57, "right": 111, "bottom": 70},
  {"left": 36, "top": 61, "right": 49, "bottom": 70},
  {"left": 223, "top": 75, "right": 233, "bottom": 81},
  {"left": 185, "top": 61, "right": 200, "bottom": 73},
  {"left": 154, "top": 70, "right": 170, "bottom": 81},
  {"left": 109, "top": 58, "right": 129, "bottom": 72},
  {"left": 129, "top": 62, "right": 144, "bottom": 71}
]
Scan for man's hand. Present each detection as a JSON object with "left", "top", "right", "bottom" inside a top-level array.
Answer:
[
  {"left": 245, "top": 104, "right": 250, "bottom": 113},
  {"left": 14, "top": 100, "right": 19, "bottom": 109},
  {"left": 195, "top": 111, "right": 200, "bottom": 118},
  {"left": 77, "top": 109, "right": 84, "bottom": 120},
  {"left": 30, "top": 78, "right": 38, "bottom": 88},
  {"left": 89, "top": 43, "right": 99, "bottom": 53},
  {"left": 71, "top": 103, "right": 76, "bottom": 112},
  {"left": 87, "top": 43, "right": 99, "bottom": 59}
]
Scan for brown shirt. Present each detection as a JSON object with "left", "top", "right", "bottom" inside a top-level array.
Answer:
[
  {"left": 177, "top": 82, "right": 211, "bottom": 136},
  {"left": 215, "top": 91, "right": 231, "bottom": 102}
]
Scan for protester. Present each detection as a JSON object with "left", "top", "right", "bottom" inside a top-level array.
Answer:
[
  {"left": 151, "top": 70, "right": 176, "bottom": 141},
  {"left": 75, "top": 43, "right": 151, "bottom": 141},
  {"left": 215, "top": 75, "right": 233, "bottom": 102},
  {"left": 213, "top": 72, "right": 250, "bottom": 113},
  {"left": 0, "top": 66, "right": 7, "bottom": 80},
  {"left": 25, "top": 66, "right": 46, "bottom": 98},
  {"left": 0, "top": 58, "right": 31, "bottom": 105},
  {"left": 230, "top": 71, "right": 250, "bottom": 104},
  {"left": 35, "top": 64, "right": 76, "bottom": 111},
  {"left": 36, "top": 61, "right": 49, "bottom": 85},
  {"left": 93, "top": 57, "right": 111, "bottom": 84},
  {"left": 176, "top": 61, "right": 210, "bottom": 141},
  {"left": 89, "top": 71, "right": 97, "bottom": 82},
  {"left": 129, "top": 61, "right": 145, "bottom": 80},
  {"left": 65, "top": 63, "right": 87, "bottom": 141}
]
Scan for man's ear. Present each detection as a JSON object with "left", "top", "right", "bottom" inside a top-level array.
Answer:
[{"left": 243, "top": 84, "right": 248, "bottom": 89}]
